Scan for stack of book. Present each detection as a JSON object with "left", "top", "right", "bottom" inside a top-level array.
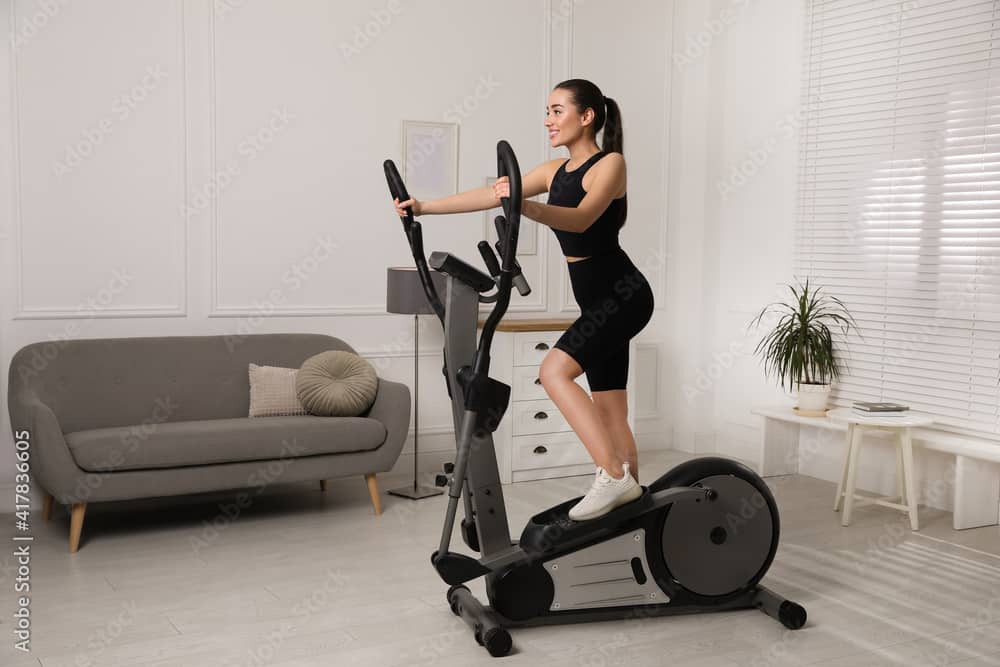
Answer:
[{"left": 852, "top": 401, "right": 910, "bottom": 417}]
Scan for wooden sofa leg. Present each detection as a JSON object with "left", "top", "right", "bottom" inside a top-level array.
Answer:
[
  {"left": 42, "top": 493, "right": 54, "bottom": 522},
  {"left": 69, "top": 503, "right": 87, "bottom": 553},
  {"left": 364, "top": 474, "right": 382, "bottom": 515},
  {"left": 320, "top": 480, "right": 328, "bottom": 493}
]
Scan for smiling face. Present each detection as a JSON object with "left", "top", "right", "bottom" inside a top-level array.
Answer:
[{"left": 545, "top": 88, "right": 595, "bottom": 148}]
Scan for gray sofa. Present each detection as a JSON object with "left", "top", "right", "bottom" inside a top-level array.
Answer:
[{"left": 7, "top": 333, "right": 410, "bottom": 552}]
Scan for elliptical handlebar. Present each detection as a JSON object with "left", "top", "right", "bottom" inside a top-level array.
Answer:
[
  {"left": 495, "top": 140, "right": 521, "bottom": 273},
  {"left": 474, "top": 140, "right": 522, "bottom": 373},
  {"left": 383, "top": 141, "right": 524, "bottom": 375},
  {"left": 383, "top": 159, "right": 446, "bottom": 325}
]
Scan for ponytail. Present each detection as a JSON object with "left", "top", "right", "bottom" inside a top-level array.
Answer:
[
  {"left": 553, "top": 78, "right": 625, "bottom": 155},
  {"left": 601, "top": 96, "right": 623, "bottom": 154}
]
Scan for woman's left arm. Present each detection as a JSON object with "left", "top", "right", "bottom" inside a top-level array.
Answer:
[{"left": 522, "top": 153, "right": 626, "bottom": 232}]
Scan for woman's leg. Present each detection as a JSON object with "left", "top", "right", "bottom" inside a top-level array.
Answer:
[
  {"left": 538, "top": 349, "right": 625, "bottom": 478},
  {"left": 592, "top": 390, "right": 639, "bottom": 483}
]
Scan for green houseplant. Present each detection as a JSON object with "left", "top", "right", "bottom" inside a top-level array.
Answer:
[{"left": 748, "top": 278, "right": 859, "bottom": 414}]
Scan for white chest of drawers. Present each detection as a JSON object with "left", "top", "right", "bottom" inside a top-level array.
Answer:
[{"left": 481, "top": 319, "right": 636, "bottom": 484}]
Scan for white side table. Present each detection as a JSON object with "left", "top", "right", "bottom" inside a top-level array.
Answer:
[{"left": 827, "top": 408, "right": 936, "bottom": 530}]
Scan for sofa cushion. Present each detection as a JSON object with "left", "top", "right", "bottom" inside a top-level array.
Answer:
[
  {"left": 64, "top": 416, "right": 388, "bottom": 472},
  {"left": 296, "top": 351, "right": 378, "bottom": 416},
  {"left": 248, "top": 363, "right": 308, "bottom": 417}
]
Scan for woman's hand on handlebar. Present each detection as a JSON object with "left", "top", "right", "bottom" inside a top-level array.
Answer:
[
  {"left": 393, "top": 197, "right": 421, "bottom": 218},
  {"left": 493, "top": 176, "right": 510, "bottom": 202}
]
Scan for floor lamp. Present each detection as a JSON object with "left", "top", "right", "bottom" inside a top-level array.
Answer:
[{"left": 386, "top": 266, "right": 447, "bottom": 500}]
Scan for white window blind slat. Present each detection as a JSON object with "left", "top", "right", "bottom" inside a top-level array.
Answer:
[
  {"left": 813, "top": 1, "right": 993, "bottom": 40},
  {"left": 796, "top": 0, "right": 1000, "bottom": 436}
]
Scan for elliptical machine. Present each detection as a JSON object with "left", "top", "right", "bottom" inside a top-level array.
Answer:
[{"left": 383, "top": 141, "right": 806, "bottom": 658}]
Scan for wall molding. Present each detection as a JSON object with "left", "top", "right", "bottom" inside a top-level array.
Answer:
[
  {"left": 13, "top": 0, "right": 189, "bottom": 320},
  {"left": 206, "top": 9, "right": 373, "bottom": 318},
  {"left": 356, "top": 347, "right": 445, "bottom": 360},
  {"left": 13, "top": 306, "right": 188, "bottom": 321},
  {"left": 208, "top": 5, "right": 556, "bottom": 318},
  {"left": 551, "top": 1, "right": 672, "bottom": 316},
  {"left": 656, "top": 0, "right": 675, "bottom": 311},
  {"left": 559, "top": 264, "right": 577, "bottom": 312}
]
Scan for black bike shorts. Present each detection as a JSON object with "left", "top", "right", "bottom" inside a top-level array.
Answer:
[{"left": 553, "top": 247, "right": 654, "bottom": 391}]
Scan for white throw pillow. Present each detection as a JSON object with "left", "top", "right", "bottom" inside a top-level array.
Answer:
[{"left": 248, "top": 363, "right": 308, "bottom": 417}]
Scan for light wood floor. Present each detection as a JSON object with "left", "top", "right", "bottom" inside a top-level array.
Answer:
[{"left": 2, "top": 449, "right": 999, "bottom": 666}]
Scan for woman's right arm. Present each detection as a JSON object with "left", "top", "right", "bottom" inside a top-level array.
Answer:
[
  {"left": 393, "top": 159, "right": 561, "bottom": 218},
  {"left": 394, "top": 185, "right": 497, "bottom": 218},
  {"left": 422, "top": 185, "right": 499, "bottom": 215}
]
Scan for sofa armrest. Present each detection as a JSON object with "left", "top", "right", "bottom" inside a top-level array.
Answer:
[
  {"left": 363, "top": 378, "right": 411, "bottom": 469},
  {"left": 10, "top": 391, "right": 86, "bottom": 504}
]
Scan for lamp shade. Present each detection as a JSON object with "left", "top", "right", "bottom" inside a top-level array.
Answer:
[{"left": 386, "top": 266, "right": 448, "bottom": 315}]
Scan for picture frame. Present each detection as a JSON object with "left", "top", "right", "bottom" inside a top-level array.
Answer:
[
  {"left": 483, "top": 176, "right": 538, "bottom": 256},
  {"left": 401, "top": 120, "right": 459, "bottom": 201}
]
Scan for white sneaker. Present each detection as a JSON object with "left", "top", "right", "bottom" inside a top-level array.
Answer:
[{"left": 567, "top": 463, "right": 643, "bottom": 521}]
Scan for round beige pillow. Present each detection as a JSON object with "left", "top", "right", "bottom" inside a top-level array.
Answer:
[{"left": 296, "top": 351, "right": 378, "bottom": 416}]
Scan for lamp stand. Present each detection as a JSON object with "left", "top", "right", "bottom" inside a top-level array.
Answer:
[{"left": 388, "top": 313, "right": 444, "bottom": 500}]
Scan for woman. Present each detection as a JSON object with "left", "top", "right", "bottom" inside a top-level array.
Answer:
[{"left": 393, "top": 79, "right": 654, "bottom": 521}]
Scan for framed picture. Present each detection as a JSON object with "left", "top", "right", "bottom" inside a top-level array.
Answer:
[
  {"left": 401, "top": 121, "right": 459, "bottom": 201},
  {"left": 483, "top": 176, "right": 538, "bottom": 256}
]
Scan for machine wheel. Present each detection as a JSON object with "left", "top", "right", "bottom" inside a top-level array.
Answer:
[
  {"left": 483, "top": 627, "right": 512, "bottom": 657},
  {"left": 461, "top": 517, "right": 481, "bottom": 552},
  {"left": 779, "top": 601, "right": 808, "bottom": 629},
  {"left": 446, "top": 585, "right": 467, "bottom": 616},
  {"left": 649, "top": 457, "right": 781, "bottom": 599}
]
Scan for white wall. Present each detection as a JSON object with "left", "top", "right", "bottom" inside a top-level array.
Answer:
[
  {"left": 1, "top": 0, "right": 967, "bottom": 516},
  {"left": 668, "top": 0, "right": 804, "bottom": 460},
  {"left": 665, "top": 0, "right": 965, "bottom": 513},
  {"left": 0, "top": 0, "right": 675, "bottom": 489}
]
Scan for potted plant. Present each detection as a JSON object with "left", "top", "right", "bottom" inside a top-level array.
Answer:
[{"left": 748, "top": 278, "right": 859, "bottom": 415}]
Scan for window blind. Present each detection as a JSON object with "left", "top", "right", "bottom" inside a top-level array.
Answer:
[{"left": 796, "top": 0, "right": 1000, "bottom": 436}]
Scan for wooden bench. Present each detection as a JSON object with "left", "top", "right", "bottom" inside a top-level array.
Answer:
[{"left": 751, "top": 406, "right": 1000, "bottom": 530}]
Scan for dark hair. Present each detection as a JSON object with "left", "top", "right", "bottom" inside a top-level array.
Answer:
[{"left": 553, "top": 78, "right": 623, "bottom": 154}]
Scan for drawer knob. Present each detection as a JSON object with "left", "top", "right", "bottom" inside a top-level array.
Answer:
[
  {"left": 533, "top": 445, "right": 548, "bottom": 455},
  {"left": 533, "top": 411, "right": 548, "bottom": 420},
  {"left": 534, "top": 342, "right": 550, "bottom": 351},
  {"left": 534, "top": 377, "right": 542, "bottom": 385}
]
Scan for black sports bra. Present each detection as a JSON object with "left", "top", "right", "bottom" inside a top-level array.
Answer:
[{"left": 546, "top": 151, "right": 627, "bottom": 257}]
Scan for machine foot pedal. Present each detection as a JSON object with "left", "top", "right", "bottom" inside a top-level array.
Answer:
[{"left": 519, "top": 488, "right": 653, "bottom": 555}]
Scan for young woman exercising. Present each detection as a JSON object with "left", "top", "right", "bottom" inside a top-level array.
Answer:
[{"left": 393, "top": 79, "right": 654, "bottom": 521}]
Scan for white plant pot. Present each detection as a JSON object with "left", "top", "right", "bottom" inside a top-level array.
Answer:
[{"left": 797, "top": 383, "right": 831, "bottom": 412}]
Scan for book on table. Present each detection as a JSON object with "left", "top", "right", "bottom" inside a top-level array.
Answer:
[
  {"left": 852, "top": 401, "right": 909, "bottom": 417},
  {"left": 852, "top": 401, "right": 909, "bottom": 412}
]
